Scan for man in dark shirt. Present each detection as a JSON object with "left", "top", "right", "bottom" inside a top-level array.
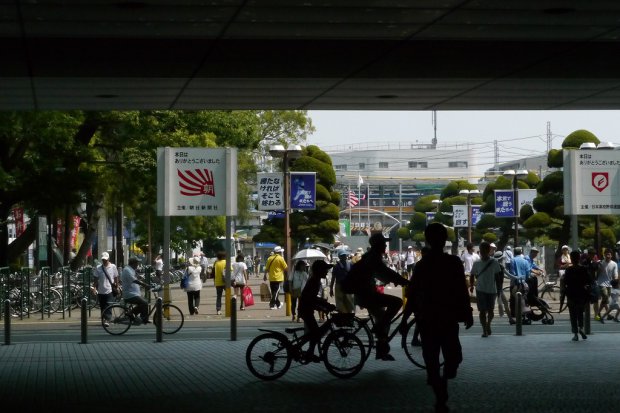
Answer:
[
  {"left": 402, "top": 223, "right": 473, "bottom": 413},
  {"left": 351, "top": 232, "right": 409, "bottom": 361}
]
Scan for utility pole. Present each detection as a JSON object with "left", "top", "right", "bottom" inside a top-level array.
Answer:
[
  {"left": 546, "top": 121, "right": 552, "bottom": 154},
  {"left": 494, "top": 140, "right": 499, "bottom": 168}
]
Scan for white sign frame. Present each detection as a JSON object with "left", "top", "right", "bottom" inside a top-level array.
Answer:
[
  {"left": 564, "top": 149, "right": 620, "bottom": 215},
  {"left": 157, "top": 147, "right": 237, "bottom": 217}
]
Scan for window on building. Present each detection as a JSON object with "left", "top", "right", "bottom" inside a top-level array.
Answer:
[
  {"left": 379, "top": 162, "right": 388, "bottom": 169},
  {"left": 449, "top": 161, "right": 468, "bottom": 168},
  {"left": 359, "top": 162, "right": 365, "bottom": 170},
  {"left": 335, "top": 164, "right": 347, "bottom": 171},
  {"left": 408, "top": 161, "right": 428, "bottom": 168}
]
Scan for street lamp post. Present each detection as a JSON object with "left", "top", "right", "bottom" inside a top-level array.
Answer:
[
  {"left": 503, "top": 169, "right": 528, "bottom": 247},
  {"left": 459, "top": 189, "right": 480, "bottom": 244},
  {"left": 269, "top": 144, "right": 303, "bottom": 317}
]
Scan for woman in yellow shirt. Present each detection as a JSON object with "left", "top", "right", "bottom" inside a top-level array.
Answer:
[{"left": 213, "top": 251, "right": 229, "bottom": 315}]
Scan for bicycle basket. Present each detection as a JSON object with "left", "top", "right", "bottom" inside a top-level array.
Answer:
[{"left": 331, "top": 312, "right": 354, "bottom": 327}]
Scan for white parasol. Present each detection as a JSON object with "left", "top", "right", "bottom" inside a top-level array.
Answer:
[{"left": 292, "top": 248, "right": 327, "bottom": 260}]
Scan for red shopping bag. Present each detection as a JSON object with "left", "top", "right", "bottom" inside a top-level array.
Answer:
[{"left": 243, "top": 285, "right": 255, "bottom": 307}]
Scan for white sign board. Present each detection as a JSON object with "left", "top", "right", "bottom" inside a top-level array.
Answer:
[
  {"left": 564, "top": 149, "right": 620, "bottom": 215},
  {"left": 453, "top": 205, "right": 468, "bottom": 227},
  {"left": 257, "top": 173, "right": 284, "bottom": 211},
  {"left": 157, "top": 147, "right": 237, "bottom": 216}
]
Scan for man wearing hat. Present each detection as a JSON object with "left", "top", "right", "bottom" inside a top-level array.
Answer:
[
  {"left": 526, "top": 247, "right": 544, "bottom": 277},
  {"left": 330, "top": 249, "right": 355, "bottom": 313},
  {"left": 349, "top": 232, "right": 409, "bottom": 361},
  {"left": 263, "top": 246, "right": 288, "bottom": 310},
  {"left": 352, "top": 247, "right": 364, "bottom": 264},
  {"left": 94, "top": 252, "right": 120, "bottom": 327}
]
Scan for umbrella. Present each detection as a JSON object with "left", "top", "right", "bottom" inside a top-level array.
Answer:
[{"left": 293, "top": 248, "right": 327, "bottom": 260}]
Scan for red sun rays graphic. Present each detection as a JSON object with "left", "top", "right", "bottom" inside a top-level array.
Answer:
[{"left": 177, "top": 169, "right": 215, "bottom": 197}]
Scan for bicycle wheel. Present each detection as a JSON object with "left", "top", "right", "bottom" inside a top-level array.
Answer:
[
  {"left": 346, "top": 316, "right": 374, "bottom": 361},
  {"left": 102, "top": 304, "right": 132, "bottom": 335},
  {"left": 322, "top": 330, "right": 365, "bottom": 379},
  {"left": 402, "top": 319, "right": 443, "bottom": 369},
  {"left": 246, "top": 333, "right": 292, "bottom": 380},
  {"left": 158, "top": 304, "right": 184, "bottom": 334}
]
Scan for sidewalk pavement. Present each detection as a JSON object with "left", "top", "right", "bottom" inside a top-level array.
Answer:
[{"left": 1, "top": 324, "right": 618, "bottom": 412}]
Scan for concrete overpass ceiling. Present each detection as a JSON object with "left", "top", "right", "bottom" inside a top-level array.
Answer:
[{"left": 2, "top": 1, "right": 620, "bottom": 110}]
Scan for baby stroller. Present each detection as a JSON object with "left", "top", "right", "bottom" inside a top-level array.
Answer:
[{"left": 524, "top": 277, "right": 555, "bottom": 325}]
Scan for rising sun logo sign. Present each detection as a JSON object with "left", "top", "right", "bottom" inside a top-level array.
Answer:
[{"left": 177, "top": 169, "right": 215, "bottom": 197}]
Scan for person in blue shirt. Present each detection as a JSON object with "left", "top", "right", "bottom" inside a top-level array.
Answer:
[
  {"left": 509, "top": 247, "right": 531, "bottom": 324},
  {"left": 524, "top": 247, "right": 543, "bottom": 276}
]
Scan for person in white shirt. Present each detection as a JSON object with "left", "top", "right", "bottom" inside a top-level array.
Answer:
[
  {"left": 461, "top": 243, "right": 480, "bottom": 295},
  {"left": 405, "top": 245, "right": 417, "bottom": 276},
  {"left": 94, "top": 251, "right": 119, "bottom": 326}
]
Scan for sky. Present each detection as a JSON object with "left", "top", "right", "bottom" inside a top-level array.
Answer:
[{"left": 306, "top": 110, "right": 620, "bottom": 164}]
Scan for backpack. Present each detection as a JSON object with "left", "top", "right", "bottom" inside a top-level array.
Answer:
[{"left": 340, "top": 261, "right": 361, "bottom": 294}]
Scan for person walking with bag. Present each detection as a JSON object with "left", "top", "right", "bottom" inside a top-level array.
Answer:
[
  {"left": 263, "top": 246, "right": 288, "bottom": 310},
  {"left": 232, "top": 253, "right": 249, "bottom": 311},
  {"left": 185, "top": 256, "right": 203, "bottom": 315},
  {"left": 469, "top": 242, "right": 502, "bottom": 337},
  {"left": 94, "top": 252, "right": 120, "bottom": 327}
]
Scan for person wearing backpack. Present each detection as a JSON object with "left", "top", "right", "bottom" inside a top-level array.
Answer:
[{"left": 330, "top": 249, "right": 355, "bottom": 314}]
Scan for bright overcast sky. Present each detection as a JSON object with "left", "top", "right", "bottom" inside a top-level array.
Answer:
[{"left": 306, "top": 110, "right": 620, "bottom": 164}]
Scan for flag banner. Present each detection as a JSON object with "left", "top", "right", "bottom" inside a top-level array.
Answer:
[
  {"left": 358, "top": 174, "right": 364, "bottom": 186},
  {"left": 426, "top": 211, "right": 436, "bottom": 225},
  {"left": 290, "top": 172, "right": 316, "bottom": 210},
  {"left": 472, "top": 205, "right": 482, "bottom": 225},
  {"left": 12, "top": 207, "right": 24, "bottom": 237},
  {"left": 347, "top": 191, "right": 359, "bottom": 207}
]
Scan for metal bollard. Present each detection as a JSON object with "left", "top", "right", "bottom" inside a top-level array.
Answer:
[
  {"left": 80, "top": 298, "right": 88, "bottom": 344},
  {"left": 230, "top": 296, "right": 237, "bottom": 341},
  {"left": 155, "top": 297, "right": 163, "bottom": 343},
  {"left": 584, "top": 303, "right": 591, "bottom": 335},
  {"left": 4, "top": 299, "right": 10, "bottom": 345},
  {"left": 515, "top": 292, "right": 523, "bottom": 336}
]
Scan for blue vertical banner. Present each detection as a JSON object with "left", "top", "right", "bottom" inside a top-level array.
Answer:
[
  {"left": 471, "top": 205, "right": 482, "bottom": 225},
  {"left": 425, "top": 211, "right": 436, "bottom": 225},
  {"left": 495, "top": 190, "right": 515, "bottom": 217},
  {"left": 290, "top": 172, "right": 316, "bottom": 210}
]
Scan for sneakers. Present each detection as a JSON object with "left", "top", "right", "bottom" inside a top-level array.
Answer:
[
  {"left": 269, "top": 306, "right": 276, "bottom": 310},
  {"left": 277, "top": 303, "right": 283, "bottom": 309},
  {"left": 572, "top": 334, "right": 579, "bottom": 341},
  {"left": 216, "top": 310, "right": 222, "bottom": 315},
  {"left": 595, "top": 315, "right": 601, "bottom": 321},
  {"left": 579, "top": 329, "right": 587, "bottom": 340},
  {"left": 194, "top": 307, "right": 199, "bottom": 315},
  {"left": 103, "top": 321, "right": 110, "bottom": 327}
]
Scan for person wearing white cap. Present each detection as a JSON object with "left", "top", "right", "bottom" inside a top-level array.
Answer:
[
  {"left": 263, "top": 246, "right": 288, "bottom": 310},
  {"left": 558, "top": 245, "right": 572, "bottom": 278},
  {"left": 404, "top": 245, "right": 417, "bottom": 277},
  {"left": 94, "top": 252, "right": 120, "bottom": 327}
]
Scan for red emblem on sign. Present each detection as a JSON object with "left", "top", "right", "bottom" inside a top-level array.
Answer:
[
  {"left": 178, "top": 169, "right": 215, "bottom": 196},
  {"left": 591, "top": 172, "right": 609, "bottom": 192}
]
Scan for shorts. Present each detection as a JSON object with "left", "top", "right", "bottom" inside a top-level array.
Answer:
[
  {"left": 599, "top": 286, "right": 611, "bottom": 306},
  {"left": 475, "top": 291, "right": 497, "bottom": 312}
]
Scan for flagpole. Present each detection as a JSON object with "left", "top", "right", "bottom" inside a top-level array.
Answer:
[
  {"left": 367, "top": 182, "right": 370, "bottom": 231},
  {"left": 357, "top": 176, "right": 362, "bottom": 231},
  {"left": 348, "top": 184, "right": 352, "bottom": 233}
]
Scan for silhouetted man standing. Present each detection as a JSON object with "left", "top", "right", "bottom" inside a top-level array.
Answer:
[{"left": 402, "top": 223, "right": 473, "bottom": 413}]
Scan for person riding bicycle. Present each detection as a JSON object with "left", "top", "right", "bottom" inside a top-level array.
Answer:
[
  {"left": 349, "top": 232, "right": 409, "bottom": 361},
  {"left": 298, "top": 260, "right": 336, "bottom": 362},
  {"left": 121, "top": 256, "right": 151, "bottom": 325}
]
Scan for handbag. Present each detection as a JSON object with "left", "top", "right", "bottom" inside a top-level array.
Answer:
[
  {"left": 102, "top": 265, "right": 119, "bottom": 297},
  {"left": 242, "top": 285, "right": 255, "bottom": 307},
  {"left": 180, "top": 269, "right": 189, "bottom": 289},
  {"left": 260, "top": 282, "right": 271, "bottom": 302}
]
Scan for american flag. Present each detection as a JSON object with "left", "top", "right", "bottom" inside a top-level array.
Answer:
[{"left": 346, "top": 191, "right": 361, "bottom": 207}]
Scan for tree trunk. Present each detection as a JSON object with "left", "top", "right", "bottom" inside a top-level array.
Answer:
[{"left": 71, "top": 197, "right": 103, "bottom": 271}]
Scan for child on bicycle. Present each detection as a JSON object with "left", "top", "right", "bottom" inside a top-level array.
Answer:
[{"left": 298, "top": 260, "right": 336, "bottom": 362}]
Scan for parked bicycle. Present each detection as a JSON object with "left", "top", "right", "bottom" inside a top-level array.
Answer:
[
  {"left": 100, "top": 283, "right": 184, "bottom": 335},
  {"left": 246, "top": 311, "right": 366, "bottom": 380}
]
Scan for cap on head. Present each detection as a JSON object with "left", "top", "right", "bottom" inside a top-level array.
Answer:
[
  {"left": 274, "top": 246, "right": 283, "bottom": 253},
  {"left": 192, "top": 256, "right": 201, "bottom": 266},
  {"left": 101, "top": 252, "right": 109, "bottom": 260},
  {"left": 531, "top": 247, "right": 539, "bottom": 253},
  {"left": 561, "top": 245, "right": 569, "bottom": 250},
  {"left": 128, "top": 256, "right": 140, "bottom": 266},
  {"left": 369, "top": 233, "right": 390, "bottom": 249},
  {"left": 505, "top": 246, "right": 512, "bottom": 250},
  {"left": 312, "top": 260, "right": 333, "bottom": 274},
  {"left": 338, "top": 249, "right": 349, "bottom": 257},
  {"left": 493, "top": 251, "right": 504, "bottom": 259},
  {"left": 407, "top": 245, "right": 413, "bottom": 249},
  {"left": 490, "top": 243, "right": 497, "bottom": 249},
  {"left": 356, "top": 247, "right": 364, "bottom": 253}
]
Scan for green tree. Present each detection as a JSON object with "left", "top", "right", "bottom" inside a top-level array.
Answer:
[{"left": 252, "top": 145, "right": 340, "bottom": 248}]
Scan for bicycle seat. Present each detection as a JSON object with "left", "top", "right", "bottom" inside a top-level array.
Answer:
[{"left": 285, "top": 327, "right": 305, "bottom": 334}]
